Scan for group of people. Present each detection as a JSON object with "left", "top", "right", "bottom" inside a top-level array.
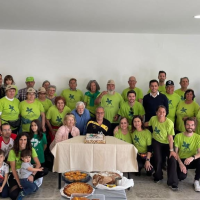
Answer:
[{"left": 0, "top": 71, "right": 200, "bottom": 199}]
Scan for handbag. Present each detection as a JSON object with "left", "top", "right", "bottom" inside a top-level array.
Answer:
[{"left": 1, "top": 118, "right": 21, "bottom": 128}]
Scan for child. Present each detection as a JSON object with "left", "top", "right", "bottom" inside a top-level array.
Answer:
[
  {"left": 3, "top": 75, "right": 18, "bottom": 97},
  {"left": 0, "top": 149, "right": 9, "bottom": 198},
  {"left": 17, "top": 149, "right": 43, "bottom": 200},
  {"left": 30, "top": 119, "right": 47, "bottom": 187}
]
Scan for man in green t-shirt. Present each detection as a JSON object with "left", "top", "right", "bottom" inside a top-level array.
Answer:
[
  {"left": 174, "top": 77, "right": 189, "bottom": 101},
  {"left": 162, "top": 80, "right": 181, "bottom": 123},
  {"left": 60, "top": 78, "right": 83, "bottom": 110},
  {"left": 174, "top": 117, "right": 200, "bottom": 192},
  {"left": 121, "top": 76, "right": 143, "bottom": 103},
  {"left": 118, "top": 90, "right": 145, "bottom": 125}
]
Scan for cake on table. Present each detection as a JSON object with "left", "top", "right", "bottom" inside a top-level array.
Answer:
[{"left": 84, "top": 134, "right": 106, "bottom": 144}]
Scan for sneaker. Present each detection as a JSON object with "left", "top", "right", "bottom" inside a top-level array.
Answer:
[
  {"left": 194, "top": 180, "right": 200, "bottom": 192},
  {"left": 17, "top": 191, "right": 25, "bottom": 200},
  {"left": 169, "top": 185, "right": 179, "bottom": 191}
]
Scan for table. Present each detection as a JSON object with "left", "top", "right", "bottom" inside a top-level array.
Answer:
[{"left": 51, "top": 136, "right": 138, "bottom": 188}]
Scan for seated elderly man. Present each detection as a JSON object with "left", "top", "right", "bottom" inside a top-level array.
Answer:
[
  {"left": 86, "top": 106, "right": 112, "bottom": 136},
  {"left": 71, "top": 102, "right": 90, "bottom": 135}
]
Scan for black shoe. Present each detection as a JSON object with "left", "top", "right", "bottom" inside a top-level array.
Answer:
[{"left": 169, "top": 185, "right": 179, "bottom": 191}]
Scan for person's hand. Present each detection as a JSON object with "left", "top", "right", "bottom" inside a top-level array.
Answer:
[
  {"left": 169, "top": 151, "right": 177, "bottom": 160},
  {"left": 100, "top": 91, "right": 108, "bottom": 97},
  {"left": 184, "top": 157, "right": 194, "bottom": 165},
  {"left": 28, "top": 175, "right": 34, "bottom": 182},
  {"left": 38, "top": 167, "right": 44, "bottom": 171},
  {"left": 18, "top": 183, "right": 23, "bottom": 189},
  {"left": 113, "top": 126, "right": 119, "bottom": 134},
  {"left": 113, "top": 115, "right": 119, "bottom": 122},
  {"left": 144, "top": 161, "right": 153, "bottom": 171},
  {"left": 179, "top": 163, "right": 187, "bottom": 174}
]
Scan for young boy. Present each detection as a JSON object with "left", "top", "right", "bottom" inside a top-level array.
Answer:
[
  {"left": 0, "top": 149, "right": 9, "bottom": 198},
  {"left": 17, "top": 149, "right": 43, "bottom": 200}
]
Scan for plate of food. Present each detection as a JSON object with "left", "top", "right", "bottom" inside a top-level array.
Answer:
[
  {"left": 62, "top": 170, "right": 91, "bottom": 183},
  {"left": 70, "top": 194, "right": 105, "bottom": 200},
  {"left": 60, "top": 182, "right": 94, "bottom": 198}
]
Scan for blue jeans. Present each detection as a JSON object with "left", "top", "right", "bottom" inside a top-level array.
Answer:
[
  {"left": 0, "top": 181, "right": 9, "bottom": 198},
  {"left": 20, "top": 178, "right": 38, "bottom": 195}
]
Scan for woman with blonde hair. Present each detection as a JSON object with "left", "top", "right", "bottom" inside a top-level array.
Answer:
[{"left": 50, "top": 113, "right": 80, "bottom": 150}]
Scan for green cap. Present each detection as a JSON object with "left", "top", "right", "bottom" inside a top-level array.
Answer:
[{"left": 26, "top": 77, "right": 34, "bottom": 82}]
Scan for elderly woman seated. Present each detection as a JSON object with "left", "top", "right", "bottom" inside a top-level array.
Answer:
[{"left": 50, "top": 114, "right": 80, "bottom": 150}]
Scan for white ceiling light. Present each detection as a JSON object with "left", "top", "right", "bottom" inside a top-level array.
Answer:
[{"left": 194, "top": 15, "right": 200, "bottom": 19}]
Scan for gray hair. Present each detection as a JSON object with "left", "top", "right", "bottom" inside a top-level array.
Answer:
[
  {"left": 180, "top": 77, "right": 189, "bottom": 83},
  {"left": 76, "top": 101, "right": 85, "bottom": 109},
  {"left": 48, "top": 85, "right": 57, "bottom": 91},
  {"left": 96, "top": 106, "right": 104, "bottom": 112},
  {"left": 86, "top": 80, "right": 100, "bottom": 91}
]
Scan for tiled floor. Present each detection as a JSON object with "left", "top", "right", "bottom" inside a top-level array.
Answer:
[{"left": 4, "top": 170, "right": 199, "bottom": 200}]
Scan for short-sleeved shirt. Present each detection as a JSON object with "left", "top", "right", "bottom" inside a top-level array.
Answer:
[
  {"left": 121, "top": 87, "right": 143, "bottom": 102},
  {"left": 132, "top": 129, "right": 152, "bottom": 154},
  {"left": 100, "top": 92, "right": 124, "bottom": 123},
  {"left": 149, "top": 116, "right": 174, "bottom": 144},
  {"left": 8, "top": 148, "right": 37, "bottom": 171},
  {"left": 46, "top": 105, "right": 71, "bottom": 126},
  {"left": 0, "top": 134, "right": 17, "bottom": 158},
  {"left": 35, "top": 98, "right": 53, "bottom": 114},
  {"left": 31, "top": 133, "right": 47, "bottom": 164},
  {"left": 176, "top": 101, "right": 199, "bottom": 132},
  {"left": 19, "top": 162, "right": 32, "bottom": 179},
  {"left": 195, "top": 110, "right": 200, "bottom": 135},
  {"left": 162, "top": 92, "right": 181, "bottom": 123},
  {"left": 0, "top": 162, "right": 9, "bottom": 183},
  {"left": 0, "top": 97, "right": 20, "bottom": 130},
  {"left": 19, "top": 100, "right": 44, "bottom": 132},
  {"left": 114, "top": 128, "right": 132, "bottom": 144},
  {"left": 61, "top": 88, "right": 83, "bottom": 110},
  {"left": 118, "top": 101, "right": 145, "bottom": 125},
  {"left": 174, "top": 132, "right": 200, "bottom": 159}
]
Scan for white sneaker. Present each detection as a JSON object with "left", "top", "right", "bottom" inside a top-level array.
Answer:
[
  {"left": 34, "top": 177, "right": 43, "bottom": 187},
  {"left": 194, "top": 180, "right": 200, "bottom": 192}
]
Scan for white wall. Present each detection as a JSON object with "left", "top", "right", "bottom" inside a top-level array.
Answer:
[{"left": 1, "top": 30, "right": 200, "bottom": 102}]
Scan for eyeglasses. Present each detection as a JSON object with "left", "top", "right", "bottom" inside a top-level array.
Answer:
[
  {"left": 2, "top": 129, "right": 11, "bottom": 132},
  {"left": 96, "top": 112, "right": 104, "bottom": 115}
]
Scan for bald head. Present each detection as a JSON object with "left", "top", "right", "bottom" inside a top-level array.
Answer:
[{"left": 128, "top": 76, "right": 137, "bottom": 89}]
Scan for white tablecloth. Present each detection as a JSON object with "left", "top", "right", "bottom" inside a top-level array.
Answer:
[{"left": 51, "top": 136, "right": 138, "bottom": 173}]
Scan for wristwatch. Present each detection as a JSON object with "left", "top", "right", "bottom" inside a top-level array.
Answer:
[
  {"left": 146, "top": 158, "right": 150, "bottom": 162},
  {"left": 193, "top": 155, "right": 195, "bottom": 160}
]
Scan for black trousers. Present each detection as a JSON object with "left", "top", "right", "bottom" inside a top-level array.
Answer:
[
  {"left": 152, "top": 139, "right": 178, "bottom": 186},
  {"left": 137, "top": 154, "right": 154, "bottom": 175},
  {"left": 177, "top": 158, "right": 200, "bottom": 181},
  {"left": 8, "top": 167, "right": 49, "bottom": 200}
]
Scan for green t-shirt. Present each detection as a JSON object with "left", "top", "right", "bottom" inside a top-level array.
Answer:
[
  {"left": 132, "top": 129, "right": 152, "bottom": 153},
  {"left": 60, "top": 88, "right": 83, "bottom": 110},
  {"left": 0, "top": 97, "right": 20, "bottom": 130},
  {"left": 149, "top": 116, "right": 174, "bottom": 144},
  {"left": 35, "top": 98, "right": 53, "bottom": 114},
  {"left": 174, "top": 89, "right": 185, "bottom": 101},
  {"left": 31, "top": 133, "right": 47, "bottom": 164},
  {"left": 174, "top": 132, "right": 200, "bottom": 159},
  {"left": 114, "top": 128, "right": 132, "bottom": 144},
  {"left": 121, "top": 87, "right": 143, "bottom": 102},
  {"left": 162, "top": 92, "right": 181, "bottom": 123},
  {"left": 176, "top": 101, "right": 199, "bottom": 132},
  {"left": 100, "top": 92, "right": 124, "bottom": 123},
  {"left": 7, "top": 147, "right": 37, "bottom": 170},
  {"left": 19, "top": 100, "right": 44, "bottom": 132},
  {"left": 147, "top": 84, "right": 166, "bottom": 94},
  {"left": 84, "top": 92, "right": 99, "bottom": 117},
  {"left": 46, "top": 105, "right": 71, "bottom": 126},
  {"left": 118, "top": 101, "right": 145, "bottom": 125},
  {"left": 195, "top": 110, "right": 200, "bottom": 135}
]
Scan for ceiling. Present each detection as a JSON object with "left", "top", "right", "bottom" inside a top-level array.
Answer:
[{"left": 0, "top": 0, "right": 200, "bottom": 34}]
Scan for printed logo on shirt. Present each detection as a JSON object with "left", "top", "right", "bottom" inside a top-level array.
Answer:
[
  {"left": 31, "top": 138, "right": 39, "bottom": 147},
  {"left": 106, "top": 98, "right": 112, "bottom": 105},
  {"left": 182, "top": 141, "right": 190, "bottom": 151},
  {"left": 26, "top": 107, "right": 34, "bottom": 114},
  {"left": 180, "top": 107, "right": 187, "bottom": 114},
  {"left": 154, "top": 127, "right": 160, "bottom": 135},
  {"left": 129, "top": 107, "right": 134, "bottom": 117},
  {"left": 9, "top": 105, "right": 16, "bottom": 112},
  {"left": 181, "top": 96, "right": 184, "bottom": 101},
  {"left": 69, "top": 94, "right": 75, "bottom": 100},
  {"left": 56, "top": 116, "right": 62, "bottom": 123},
  {"left": 133, "top": 135, "right": 140, "bottom": 144}
]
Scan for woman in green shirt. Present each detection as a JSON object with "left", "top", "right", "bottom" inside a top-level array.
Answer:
[
  {"left": 7, "top": 132, "right": 48, "bottom": 200},
  {"left": 131, "top": 115, "right": 154, "bottom": 176},
  {"left": 114, "top": 117, "right": 132, "bottom": 144},
  {"left": 84, "top": 80, "right": 100, "bottom": 117}
]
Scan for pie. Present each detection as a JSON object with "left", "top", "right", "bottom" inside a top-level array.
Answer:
[
  {"left": 63, "top": 182, "right": 93, "bottom": 197},
  {"left": 64, "top": 171, "right": 88, "bottom": 182}
]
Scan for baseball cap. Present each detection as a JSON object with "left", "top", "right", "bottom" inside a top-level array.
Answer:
[
  {"left": 107, "top": 80, "right": 115, "bottom": 85},
  {"left": 27, "top": 88, "right": 36, "bottom": 93},
  {"left": 5, "top": 85, "right": 16, "bottom": 91},
  {"left": 166, "top": 80, "right": 174, "bottom": 86},
  {"left": 26, "top": 77, "right": 34, "bottom": 82},
  {"left": 38, "top": 87, "right": 46, "bottom": 93}
]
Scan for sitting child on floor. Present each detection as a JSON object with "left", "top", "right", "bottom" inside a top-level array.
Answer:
[{"left": 17, "top": 149, "right": 43, "bottom": 200}]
